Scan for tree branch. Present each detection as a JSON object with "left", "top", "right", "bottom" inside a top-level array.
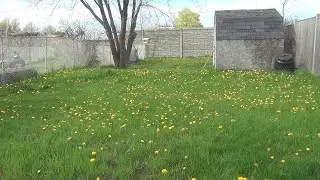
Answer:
[
  {"left": 103, "top": 0, "right": 120, "bottom": 51},
  {"left": 117, "top": 0, "right": 123, "bottom": 14},
  {"left": 79, "top": 0, "right": 104, "bottom": 25},
  {"left": 142, "top": 3, "right": 172, "bottom": 24}
]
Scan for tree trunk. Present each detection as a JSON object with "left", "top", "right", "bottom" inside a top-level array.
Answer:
[
  {"left": 79, "top": 0, "right": 141, "bottom": 68},
  {"left": 127, "top": 31, "right": 137, "bottom": 60},
  {"left": 118, "top": 0, "right": 129, "bottom": 68},
  {"left": 108, "top": 33, "right": 120, "bottom": 67}
]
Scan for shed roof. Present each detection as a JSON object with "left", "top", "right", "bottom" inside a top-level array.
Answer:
[
  {"left": 215, "top": 9, "right": 284, "bottom": 40},
  {"left": 215, "top": 9, "right": 282, "bottom": 19}
]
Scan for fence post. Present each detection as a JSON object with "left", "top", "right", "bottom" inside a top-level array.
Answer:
[
  {"left": 312, "top": 14, "right": 319, "bottom": 74},
  {"left": 74, "top": 40, "right": 76, "bottom": 67},
  {"left": 142, "top": 30, "right": 144, "bottom": 40},
  {"left": 45, "top": 37, "right": 48, "bottom": 73},
  {"left": 109, "top": 48, "right": 112, "bottom": 65},
  {"left": 180, "top": 29, "right": 183, "bottom": 57},
  {"left": 1, "top": 37, "right": 5, "bottom": 84},
  {"left": 72, "top": 39, "right": 75, "bottom": 68},
  {"left": 28, "top": 37, "right": 31, "bottom": 66}
]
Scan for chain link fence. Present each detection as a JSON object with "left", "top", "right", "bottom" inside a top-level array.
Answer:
[{"left": 0, "top": 36, "right": 125, "bottom": 84}]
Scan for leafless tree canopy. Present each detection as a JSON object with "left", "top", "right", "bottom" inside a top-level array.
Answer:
[
  {"left": 43, "top": 25, "right": 57, "bottom": 35},
  {"left": 0, "top": 18, "right": 21, "bottom": 34},
  {"left": 23, "top": 22, "right": 39, "bottom": 33}
]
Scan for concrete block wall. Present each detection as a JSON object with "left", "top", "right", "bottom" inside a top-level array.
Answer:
[
  {"left": 182, "top": 29, "right": 214, "bottom": 57},
  {"left": 135, "top": 28, "right": 214, "bottom": 58}
]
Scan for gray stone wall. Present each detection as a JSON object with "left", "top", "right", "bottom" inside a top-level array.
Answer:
[
  {"left": 135, "top": 28, "right": 214, "bottom": 58},
  {"left": 215, "top": 39, "right": 284, "bottom": 70}
]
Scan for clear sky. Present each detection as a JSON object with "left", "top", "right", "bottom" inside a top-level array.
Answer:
[{"left": 0, "top": 0, "right": 319, "bottom": 30}]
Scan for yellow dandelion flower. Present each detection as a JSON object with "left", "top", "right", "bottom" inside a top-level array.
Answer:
[
  {"left": 37, "top": 170, "right": 41, "bottom": 174},
  {"left": 191, "top": 178, "right": 196, "bottom": 180},
  {"left": 96, "top": 177, "right": 100, "bottom": 180},
  {"left": 238, "top": 176, "right": 248, "bottom": 180},
  {"left": 169, "top": 125, "right": 175, "bottom": 130},
  {"left": 306, "top": 148, "right": 310, "bottom": 151},
  {"left": 90, "top": 158, "right": 96, "bottom": 163},
  {"left": 161, "top": 169, "right": 168, "bottom": 174},
  {"left": 280, "top": 160, "right": 286, "bottom": 163},
  {"left": 270, "top": 156, "right": 275, "bottom": 159},
  {"left": 67, "top": 137, "right": 72, "bottom": 141},
  {"left": 155, "top": 150, "right": 160, "bottom": 155},
  {"left": 92, "top": 151, "right": 97, "bottom": 156},
  {"left": 218, "top": 125, "right": 223, "bottom": 129},
  {"left": 288, "top": 133, "right": 293, "bottom": 136}
]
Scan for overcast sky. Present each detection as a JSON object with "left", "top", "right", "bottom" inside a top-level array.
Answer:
[{"left": 0, "top": 0, "right": 319, "bottom": 30}]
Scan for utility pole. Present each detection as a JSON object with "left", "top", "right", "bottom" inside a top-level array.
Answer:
[{"left": 281, "top": 0, "right": 289, "bottom": 23}]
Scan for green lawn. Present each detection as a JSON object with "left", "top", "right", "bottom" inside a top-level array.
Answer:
[{"left": 1, "top": 57, "right": 320, "bottom": 180}]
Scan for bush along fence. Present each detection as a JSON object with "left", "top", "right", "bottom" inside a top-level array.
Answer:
[{"left": 293, "top": 14, "right": 320, "bottom": 75}]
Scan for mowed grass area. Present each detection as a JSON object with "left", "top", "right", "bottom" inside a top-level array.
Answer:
[{"left": 1, "top": 57, "right": 320, "bottom": 180}]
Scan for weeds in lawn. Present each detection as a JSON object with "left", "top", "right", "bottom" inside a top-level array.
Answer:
[{"left": 0, "top": 57, "right": 320, "bottom": 179}]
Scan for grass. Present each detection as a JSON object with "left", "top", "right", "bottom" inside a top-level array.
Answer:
[{"left": 1, "top": 57, "right": 320, "bottom": 180}]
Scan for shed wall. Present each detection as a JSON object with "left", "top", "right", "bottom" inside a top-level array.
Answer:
[{"left": 215, "top": 39, "right": 284, "bottom": 70}]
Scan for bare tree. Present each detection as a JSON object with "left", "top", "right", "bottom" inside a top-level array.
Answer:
[
  {"left": 280, "top": 0, "right": 289, "bottom": 22},
  {"left": 280, "top": 0, "right": 299, "bottom": 24},
  {"left": 57, "top": 20, "right": 105, "bottom": 40},
  {"left": 59, "top": 20, "right": 86, "bottom": 40},
  {"left": 78, "top": 0, "right": 144, "bottom": 68},
  {"left": 32, "top": 0, "right": 176, "bottom": 68},
  {"left": 0, "top": 18, "right": 21, "bottom": 34},
  {"left": 43, "top": 25, "right": 57, "bottom": 35},
  {"left": 23, "top": 22, "right": 39, "bottom": 33}
]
